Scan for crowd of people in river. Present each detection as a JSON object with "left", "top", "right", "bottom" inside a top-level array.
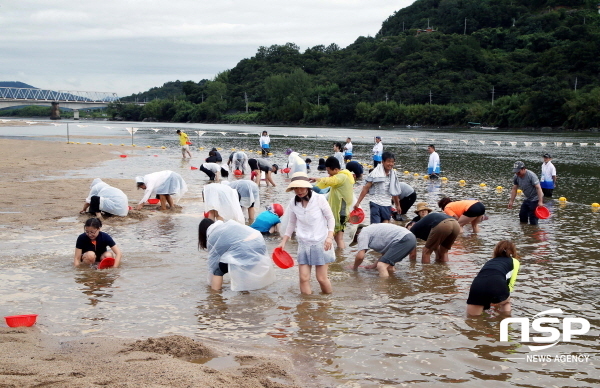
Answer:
[{"left": 74, "top": 130, "right": 558, "bottom": 316}]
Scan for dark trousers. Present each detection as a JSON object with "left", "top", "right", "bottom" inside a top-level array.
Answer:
[
  {"left": 200, "top": 165, "right": 216, "bottom": 181},
  {"left": 542, "top": 188, "right": 553, "bottom": 198},
  {"left": 373, "top": 160, "right": 380, "bottom": 168},
  {"left": 519, "top": 199, "right": 539, "bottom": 225},
  {"left": 89, "top": 196, "right": 101, "bottom": 213},
  {"left": 399, "top": 192, "right": 417, "bottom": 215}
]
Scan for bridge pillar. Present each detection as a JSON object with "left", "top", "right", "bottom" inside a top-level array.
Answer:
[
  {"left": 73, "top": 109, "right": 80, "bottom": 120},
  {"left": 50, "top": 102, "right": 61, "bottom": 120}
]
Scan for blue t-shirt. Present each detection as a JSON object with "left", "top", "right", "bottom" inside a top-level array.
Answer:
[{"left": 250, "top": 211, "right": 281, "bottom": 233}]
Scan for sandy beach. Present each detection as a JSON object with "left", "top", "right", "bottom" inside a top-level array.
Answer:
[{"left": 0, "top": 138, "right": 306, "bottom": 388}]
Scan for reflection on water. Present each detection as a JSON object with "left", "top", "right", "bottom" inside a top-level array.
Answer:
[{"left": 1, "top": 122, "right": 600, "bottom": 385}]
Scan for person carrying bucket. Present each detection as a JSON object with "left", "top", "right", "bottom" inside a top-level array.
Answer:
[
  {"left": 176, "top": 129, "right": 192, "bottom": 159},
  {"left": 278, "top": 172, "right": 335, "bottom": 295},
  {"left": 467, "top": 240, "right": 520, "bottom": 316},
  {"left": 74, "top": 218, "right": 122, "bottom": 268},
  {"left": 508, "top": 161, "right": 544, "bottom": 225}
]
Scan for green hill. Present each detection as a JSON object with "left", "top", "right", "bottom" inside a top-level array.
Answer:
[{"left": 114, "top": 0, "right": 600, "bottom": 129}]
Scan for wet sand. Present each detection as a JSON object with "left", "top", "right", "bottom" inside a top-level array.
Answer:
[
  {"left": 0, "top": 138, "right": 305, "bottom": 388},
  {"left": 0, "top": 327, "right": 301, "bottom": 387}
]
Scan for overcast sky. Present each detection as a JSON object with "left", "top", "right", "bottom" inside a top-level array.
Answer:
[{"left": 0, "top": 0, "right": 416, "bottom": 97}]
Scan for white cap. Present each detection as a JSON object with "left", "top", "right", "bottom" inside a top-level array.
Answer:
[{"left": 135, "top": 176, "right": 144, "bottom": 183}]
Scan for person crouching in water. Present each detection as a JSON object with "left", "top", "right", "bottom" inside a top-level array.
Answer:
[
  {"left": 74, "top": 218, "right": 122, "bottom": 267},
  {"left": 198, "top": 218, "right": 275, "bottom": 291},
  {"left": 467, "top": 240, "right": 520, "bottom": 316},
  {"left": 278, "top": 172, "right": 335, "bottom": 294}
]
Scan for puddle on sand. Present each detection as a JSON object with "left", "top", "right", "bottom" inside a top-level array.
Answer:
[{"left": 190, "top": 355, "right": 240, "bottom": 369}]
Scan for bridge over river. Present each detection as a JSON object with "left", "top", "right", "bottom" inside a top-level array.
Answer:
[{"left": 0, "top": 87, "right": 122, "bottom": 119}]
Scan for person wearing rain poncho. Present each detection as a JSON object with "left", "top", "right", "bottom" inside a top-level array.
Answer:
[
  {"left": 203, "top": 182, "right": 245, "bottom": 223},
  {"left": 310, "top": 156, "right": 355, "bottom": 249},
  {"left": 135, "top": 170, "right": 187, "bottom": 211},
  {"left": 228, "top": 151, "right": 252, "bottom": 175},
  {"left": 287, "top": 151, "right": 307, "bottom": 175},
  {"left": 198, "top": 218, "right": 275, "bottom": 291},
  {"left": 81, "top": 178, "right": 129, "bottom": 218},
  {"left": 226, "top": 179, "right": 260, "bottom": 223},
  {"left": 278, "top": 172, "right": 335, "bottom": 295}
]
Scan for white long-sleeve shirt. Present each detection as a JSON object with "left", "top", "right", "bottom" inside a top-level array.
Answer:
[{"left": 284, "top": 193, "right": 334, "bottom": 245}]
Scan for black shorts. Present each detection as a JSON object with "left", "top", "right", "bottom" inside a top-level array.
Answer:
[
  {"left": 464, "top": 202, "right": 485, "bottom": 217},
  {"left": 248, "top": 159, "right": 259, "bottom": 170},
  {"left": 467, "top": 273, "right": 509, "bottom": 310},
  {"left": 213, "top": 262, "right": 229, "bottom": 276}
]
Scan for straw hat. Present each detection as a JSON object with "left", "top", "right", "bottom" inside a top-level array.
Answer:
[
  {"left": 286, "top": 172, "right": 313, "bottom": 192},
  {"left": 414, "top": 202, "right": 432, "bottom": 214}
]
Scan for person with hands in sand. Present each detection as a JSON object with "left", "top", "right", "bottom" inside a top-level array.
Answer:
[
  {"left": 80, "top": 178, "right": 129, "bottom": 219},
  {"left": 350, "top": 223, "right": 416, "bottom": 277},
  {"left": 135, "top": 170, "right": 187, "bottom": 211},
  {"left": 74, "top": 218, "right": 122, "bottom": 267}
]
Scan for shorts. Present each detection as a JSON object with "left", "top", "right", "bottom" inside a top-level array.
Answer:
[
  {"left": 467, "top": 273, "right": 510, "bottom": 310},
  {"left": 369, "top": 202, "right": 392, "bottom": 223},
  {"left": 344, "top": 154, "right": 352, "bottom": 161},
  {"left": 248, "top": 159, "right": 259, "bottom": 170},
  {"left": 213, "top": 262, "right": 229, "bottom": 276},
  {"left": 463, "top": 202, "right": 486, "bottom": 217},
  {"left": 182, "top": 145, "right": 190, "bottom": 151},
  {"left": 424, "top": 218, "right": 460, "bottom": 250},
  {"left": 379, "top": 233, "right": 417, "bottom": 265},
  {"left": 542, "top": 188, "right": 553, "bottom": 198}
]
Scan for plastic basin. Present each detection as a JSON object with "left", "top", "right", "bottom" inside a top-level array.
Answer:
[
  {"left": 535, "top": 206, "right": 550, "bottom": 219},
  {"left": 98, "top": 257, "right": 115, "bottom": 270},
  {"left": 147, "top": 199, "right": 160, "bottom": 204},
  {"left": 5, "top": 314, "right": 38, "bottom": 328},
  {"left": 348, "top": 208, "right": 365, "bottom": 224},
  {"left": 272, "top": 248, "right": 294, "bottom": 269}
]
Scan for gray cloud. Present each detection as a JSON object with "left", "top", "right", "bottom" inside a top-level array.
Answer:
[{"left": 0, "top": 0, "right": 415, "bottom": 96}]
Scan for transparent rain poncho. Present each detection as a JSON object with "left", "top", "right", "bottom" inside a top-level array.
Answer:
[
  {"left": 203, "top": 183, "right": 245, "bottom": 223},
  {"left": 287, "top": 152, "right": 307, "bottom": 175},
  {"left": 206, "top": 220, "right": 275, "bottom": 291},
  {"left": 228, "top": 179, "right": 260, "bottom": 209},
  {"left": 86, "top": 178, "right": 129, "bottom": 216},
  {"left": 231, "top": 152, "right": 252, "bottom": 175},
  {"left": 138, "top": 170, "right": 188, "bottom": 204}
]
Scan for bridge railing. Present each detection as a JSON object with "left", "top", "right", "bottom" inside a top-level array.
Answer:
[{"left": 0, "top": 87, "right": 120, "bottom": 103}]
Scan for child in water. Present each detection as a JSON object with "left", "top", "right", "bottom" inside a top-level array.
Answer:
[
  {"left": 467, "top": 240, "right": 520, "bottom": 316},
  {"left": 250, "top": 204, "right": 284, "bottom": 235},
  {"left": 74, "top": 218, "right": 122, "bottom": 267},
  {"left": 317, "top": 158, "right": 327, "bottom": 171},
  {"left": 278, "top": 172, "right": 335, "bottom": 294}
]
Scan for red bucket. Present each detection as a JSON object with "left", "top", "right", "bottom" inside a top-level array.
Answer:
[
  {"left": 281, "top": 168, "right": 291, "bottom": 174},
  {"left": 5, "top": 314, "right": 38, "bottom": 328},
  {"left": 186, "top": 141, "right": 192, "bottom": 145},
  {"left": 348, "top": 208, "right": 365, "bottom": 224},
  {"left": 535, "top": 206, "right": 550, "bottom": 219},
  {"left": 120, "top": 155, "right": 127, "bottom": 158},
  {"left": 147, "top": 198, "right": 160, "bottom": 204},
  {"left": 272, "top": 248, "right": 294, "bottom": 269},
  {"left": 190, "top": 166, "right": 198, "bottom": 170},
  {"left": 98, "top": 257, "right": 115, "bottom": 270}
]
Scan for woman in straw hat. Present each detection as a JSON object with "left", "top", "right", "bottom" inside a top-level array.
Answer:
[
  {"left": 411, "top": 202, "right": 432, "bottom": 223},
  {"left": 278, "top": 172, "right": 335, "bottom": 294}
]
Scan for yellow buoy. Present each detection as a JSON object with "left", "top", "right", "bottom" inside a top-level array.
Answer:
[
  {"left": 121, "top": 144, "right": 125, "bottom": 146},
  {"left": 146, "top": 145, "right": 151, "bottom": 148},
  {"left": 231, "top": 148, "right": 236, "bottom": 151},
  {"left": 199, "top": 147, "right": 204, "bottom": 150},
  {"left": 496, "top": 186, "right": 503, "bottom": 190},
  {"left": 559, "top": 197, "right": 567, "bottom": 202},
  {"left": 441, "top": 177, "right": 448, "bottom": 181},
  {"left": 592, "top": 203, "right": 600, "bottom": 208},
  {"left": 97, "top": 143, "right": 102, "bottom": 145},
  {"left": 76, "top": 142, "right": 80, "bottom": 144},
  {"left": 423, "top": 175, "right": 429, "bottom": 179},
  {"left": 480, "top": 183, "right": 487, "bottom": 187},
  {"left": 86, "top": 142, "right": 92, "bottom": 145},
  {"left": 315, "top": 155, "right": 319, "bottom": 158},
  {"left": 268, "top": 152, "right": 273, "bottom": 156},
  {"left": 404, "top": 171, "right": 409, "bottom": 174},
  {"left": 109, "top": 143, "right": 113, "bottom": 146},
  {"left": 459, "top": 179, "right": 466, "bottom": 184},
  {"left": 161, "top": 146, "right": 166, "bottom": 149},
  {"left": 517, "top": 189, "right": 523, "bottom": 194},
  {"left": 413, "top": 173, "right": 419, "bottom": 177},
  {"left": 132, "top": 144, "right": 136, "bottom": 147},
  {"left": 217, "top": 148, "right": 222, "bottom": 151},
  {"left": 302, "top": 154, "right": 307, "bottom": 156}
]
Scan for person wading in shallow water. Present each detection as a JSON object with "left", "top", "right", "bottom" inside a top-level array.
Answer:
[{"left": 74, "top": 218, "right": 122, "bottom": 267}]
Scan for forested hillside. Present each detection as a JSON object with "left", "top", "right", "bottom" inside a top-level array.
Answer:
[{"left": 112, "top": 0, "right": 600, "bottom": 129}]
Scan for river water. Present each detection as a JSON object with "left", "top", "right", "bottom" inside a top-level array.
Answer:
[{"left": 1, "top": 120, "right": 599, "bottom": 387}]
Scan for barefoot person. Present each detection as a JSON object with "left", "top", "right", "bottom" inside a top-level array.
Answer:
[
  {"left": 350, "top": 223, "right": 416, "bottom": 277},
  {"left": 427, "top": 144, "right": 440, "bottom": 179},
  {"left": 438, "top": 197, "right": 486, "bottom": 233},
  {"left": 407, "top": 212, "right": 460, "bottom": 264},
  {"left": 248, "top": 158, "right": 278, "bottom": 187},
  {"left": 135, "top": 170, "right": 188, "bottom": 211},
  {"left": 278, "top": 172, "right": 335, "bottom": 295},
  {"left": 508, "top": 161, "right": 544, "bottom": 225},
  {"left": 198, "top": 218, "right": 275, "bottom": 291},
  {"left": 176, "top": 130, "right": 192, "bottom": 159},
  {"left": 467, "top": 240, "right": 520, "bottom": 316},
  {"left": 74, "top": 218, "right": 122, "bottom": 267},
  {"left": 80, "top": 178, "right": 129, "bottom": 219}
]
